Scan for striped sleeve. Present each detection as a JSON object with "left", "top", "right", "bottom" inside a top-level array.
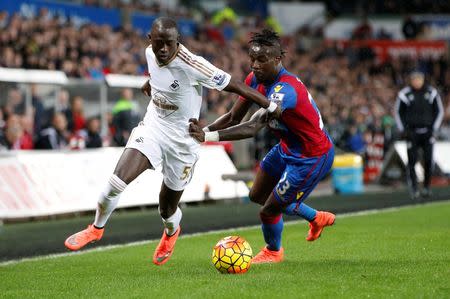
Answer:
[
  {"left": 178, "top": 47, "right": 231, "bottom": 91},
  {"left": 394, "top": 92, "right": 406, "bottom": 132},
  {"left": 431, "top": 87, "right": 444, "bottom": 131}
]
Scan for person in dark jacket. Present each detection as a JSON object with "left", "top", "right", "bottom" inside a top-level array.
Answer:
[
  {"left": 394, "top": 71, "right": 444, "bottom": 200},
  {"left": 84, "top": 117, "right": 103, "bottom": 148},
  {"left": 35, "top": 112, "right": 69, "bottom": 150}
]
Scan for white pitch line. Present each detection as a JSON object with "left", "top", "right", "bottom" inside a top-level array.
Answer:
[{"left": 0, "top": 200, "right": 447, "bottom": 267}]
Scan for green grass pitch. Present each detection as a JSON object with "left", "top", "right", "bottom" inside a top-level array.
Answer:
[{"left": 1, "top": 201, "right": 449, "bottom": 298}]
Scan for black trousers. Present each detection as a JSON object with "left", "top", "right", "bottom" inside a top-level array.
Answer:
[{"left": 406, "top": 130, "right": 434, "bottom": 191}]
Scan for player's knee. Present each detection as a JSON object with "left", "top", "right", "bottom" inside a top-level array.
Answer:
[
  {"left": 259, "top": 208, "right": 281, "bottom": 223},
  {"left": 248, "top": 188, "right": 265, "bottom": 205},
  {"left": 248, "top": 188, "right": 257, "bottom": 203},
  {"left": 260, "top": 204, "right": 277, "bottom": 216}
]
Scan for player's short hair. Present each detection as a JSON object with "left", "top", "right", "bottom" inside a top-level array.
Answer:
[
  {"left": 249, "top": 29, "right": 285, "bottom": 57},
  {"left": 152, "top": 16, "right": 178, "bottom": 33}
]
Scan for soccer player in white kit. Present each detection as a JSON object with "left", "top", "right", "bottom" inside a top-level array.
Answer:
[{"left": 64, "top": 17, "right": 279, "bottom": 265}]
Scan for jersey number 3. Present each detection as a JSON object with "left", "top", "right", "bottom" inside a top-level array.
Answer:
[{"left": 276, "top": 172, "right": 290, "bottom": 196}]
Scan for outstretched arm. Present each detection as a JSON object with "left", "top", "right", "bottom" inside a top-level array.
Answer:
[
  {"left": 224, "top": 79, "right": 281, "bottom": 118},
  {"left": 205, "top": 99, "right": 253, "bottom": 131},
  {"left": 189, "top": 108, "right": 269, "bottom": 142}
]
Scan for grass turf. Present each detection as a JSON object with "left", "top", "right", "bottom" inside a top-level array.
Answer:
[{"left": 1, "top": 202, "right": 449, "bottom": 298}]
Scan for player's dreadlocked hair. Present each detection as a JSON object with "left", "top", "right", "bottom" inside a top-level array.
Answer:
[{"left": 249, "top": 29, "right": 286, "bottom": 57}]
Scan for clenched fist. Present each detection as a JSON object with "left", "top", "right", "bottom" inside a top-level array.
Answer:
[{"left": 188, "top": 118, "right": 205, "bottom": 143}]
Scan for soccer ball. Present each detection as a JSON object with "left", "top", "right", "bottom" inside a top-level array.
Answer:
[{"left": 212, "top": 236, "right": 252, "bottom": 274}]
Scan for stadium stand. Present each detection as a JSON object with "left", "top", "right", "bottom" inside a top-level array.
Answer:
[{"left": 0, "top": 0, "right": 449, "bottom": 169}]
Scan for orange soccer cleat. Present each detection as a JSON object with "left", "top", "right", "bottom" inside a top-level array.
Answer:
[
  {"left": 64, "top": 224, "right": 104, "bottom": 251},
  {"left": 306, "top": 211, "right": 335, "bottom": 241},
  {"left": 252, "top": 246, "right": 284, "bottom": 264},
  {"left": 153, "top": 227, "right": 181, "bottom": 266}
]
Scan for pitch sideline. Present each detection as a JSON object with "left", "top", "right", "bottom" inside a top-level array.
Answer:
[{"left": 0, "top": 200, "right": 447, "bottom": 267}]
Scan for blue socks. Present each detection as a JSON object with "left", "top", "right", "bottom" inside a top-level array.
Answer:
[
  {"left": 284, "top": 202, "right": 317, "bottom": 222},
  {"left": 259, "top": 202, "right": 318, "bottom": 250},
  {"left": 260, "top": 213, "right": 283, "bottom": 251}
]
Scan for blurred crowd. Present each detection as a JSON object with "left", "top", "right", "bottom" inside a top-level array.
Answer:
[
  {"left": 0, "top": 86, "right": 140, "bottom": 150},
  {"left": 0, "top": 9, "right": 148, "bottom": 78},
  {"left": 66, "top": 0, "right": 450, "bottom": 16},
  {"left": 82, "top": 0, "right": 193, "bottom": 17},
  {"left": 322, "top": 0, "right": 450, "bottom": 16},
  {"left": 0, "top": 6, "right": 450, "bottom": 163}
]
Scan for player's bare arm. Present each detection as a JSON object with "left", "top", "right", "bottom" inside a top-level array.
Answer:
[
  {"left": 189, "top": 108, "right": 269, "bottom": 143},
  {"left": 205, "top": 99, "right": 252, "bottom": 131},
  {"left": 141, "top": 79, "right": 151, "bottom": 97},
  {"left": 224, "top": 80, "right": 281, "bottom": 119}
]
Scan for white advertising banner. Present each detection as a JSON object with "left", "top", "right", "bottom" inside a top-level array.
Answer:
[
  {"left": 268, "top": 2, "right": 326, "bottom": 34},
  {"left": 380, "top": 141, "right": 450, "bottom": 183},
  {"left": 0, "top": 146, "right": 248, "bottom": 219},
  {"left": 394, "top": 141, "right": 450, "bottom": 175},
  {"left": 324, "top": 18, "right": 403, "bottom": 40},
  {"left": 0, "top": 67, "right": 68, "bottom": 84}
]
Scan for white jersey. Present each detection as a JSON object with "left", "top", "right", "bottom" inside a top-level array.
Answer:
[{"left": 144, "top": 44, "right": 231, "bottom": 152}]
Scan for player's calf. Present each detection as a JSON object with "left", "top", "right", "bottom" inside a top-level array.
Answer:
[{"left": 64, "top": 174, "right": 127, "bottom": 251}]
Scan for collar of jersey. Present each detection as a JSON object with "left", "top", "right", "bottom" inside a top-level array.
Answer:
[
  {"left": 155, "top": 44, "right": 181, "bottom": 67},
  {"left": 262, "top": 66, "right": 287, "bottom": 90}
]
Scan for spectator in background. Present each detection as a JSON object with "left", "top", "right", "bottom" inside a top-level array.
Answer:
[
  {"left": 111, "top": 88, "right": 140, "bottom": 146},
  {"left": 19, "top": 111, "right": 34, "bottom": 149},
  {"left": 69, "top": 117, "right": 102, "bottom": 150},
  {"left": 4, "top": 88, "right": 25, "bottom": 117},
  {"left": 35, "top": 112, "right": 69, "bottom": 150},
  {"left": 3, "top": 86, "right": 44, "bottom": 136},
  {"left": 70, "top": 96, "right": 86, "bottom": 132},
  {"left": 347, "top": 125, "right": 366, "bottom": 154},
  {"left": 84, "top": 117, "right": 103, "bottom": 148},
  {"left": 88, "top": 57, "right": 105, "bottom": 80},
  {"left": 30, "top": 84, "right": 46, "bottom": 134},
  {"left": 352, "top": 18, "right": 373, "bottom": 40},
  {"left": 0, "top": 11, "right": 8, "bottom": 29},
  {"left": 54, "top": 89, "right": 72, "bottom": 126},
  {"left": 402, "top": 16, "right": 419, "bottom": 40},
  {"left": 0, "top": 115, "right": 22, "bottom": 150},
  {"left": 376, "top": 28, "right": 392, "bottom": 40}
]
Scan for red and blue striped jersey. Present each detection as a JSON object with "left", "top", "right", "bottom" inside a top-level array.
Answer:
[{"left": 240, "top": 68, "right": 333, "bottom": 157}]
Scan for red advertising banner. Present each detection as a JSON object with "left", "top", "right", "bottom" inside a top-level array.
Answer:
[
  {"left": 364, "top": 132, "right": 384, "bottom": 183},
  {"left": 334, "top": 40, "right": 447, "bottom": 63}
]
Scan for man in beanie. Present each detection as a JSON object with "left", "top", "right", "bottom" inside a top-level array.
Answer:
[{"left": 394, "top": 71, "right": 444, "bottom": 200}]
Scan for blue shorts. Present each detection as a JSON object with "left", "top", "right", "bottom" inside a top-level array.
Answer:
[{"left": 260, "top": 144, "right": 334, "bottom": 205}]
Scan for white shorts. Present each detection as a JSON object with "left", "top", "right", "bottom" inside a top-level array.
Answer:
[{"left": 125, "top": 122, "right": 199, "bottom": 191}]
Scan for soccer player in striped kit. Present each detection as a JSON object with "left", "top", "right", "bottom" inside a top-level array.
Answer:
[
  {"left": 64, "top": 17, "right": 280, "bottom": 266},
  {"left": 189, "top": 29, "right": 335, "bottom": 263}
]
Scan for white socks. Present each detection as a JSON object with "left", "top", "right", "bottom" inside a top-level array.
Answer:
[
  {"left": 94, "top": 174, "right": 127, "bottom": 228},
  {"left": 161, "top": 207, "right": 182, "bottom": 236},
  {"left": 93, "top": 174, "right": 182, "bottom": 236}
]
